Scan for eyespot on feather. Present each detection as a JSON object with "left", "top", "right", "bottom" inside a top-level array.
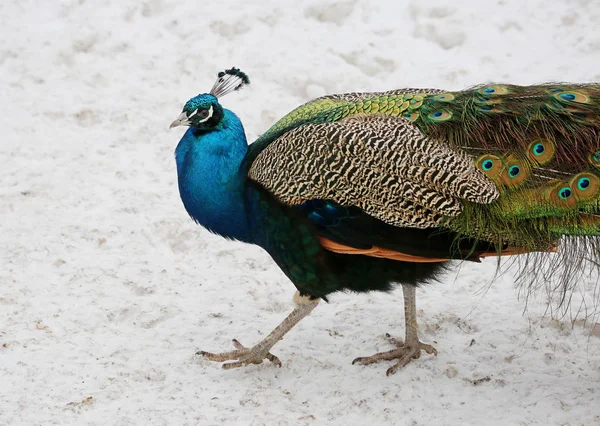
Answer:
[
  {"left": 500, "top": 155, "right": 530, "bottom": 187},
  {"left": 402, "top": 111, "right": 420, "bottom": 122},
  {"left": 476, "top": 154, "right": 504, "bottom": 179},
  {"left": 578, "top": 178, "right": 591, "bottom": 190},
  {"left": 478, "top": 85, "right": 510, "bottom": 95},
  {"left": 431, "top": 93, "right": 455, "bottom": 102},
  {"left": 427, "top": 110, "right": 453, "bottom": 122},
  {"left": 553, "top": 91, "right": 590, "bottom": 104},
  {"left": 570, "top": 173, "right": 599, "bottom": 200},
  {"left": 559, "top": 187, "right": 573, "bottom": 199},
  {"left": 547, "top": 182, "right": 577, "bottom": 208},
  {"left": 526, "top": 139, "right": 556, "bottom": 165},
  {"left": 589, "top": 149, "right": 600, "bottom": 167}
]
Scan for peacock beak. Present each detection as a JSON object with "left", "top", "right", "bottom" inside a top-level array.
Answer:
[{"left": 169, "top": 112, "right": 191, "bottom": 129}]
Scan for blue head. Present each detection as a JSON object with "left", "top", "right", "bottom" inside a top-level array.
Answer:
[
  {"left": 170, "top": 68, "right": 250, "bottom": 132},
  {"left": 170, "top": 93, "right": 223, "bottom": 131}
]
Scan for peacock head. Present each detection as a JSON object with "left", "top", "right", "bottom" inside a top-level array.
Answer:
[{"left": 170, "top": 67, "right": 250, "bottom": 131}]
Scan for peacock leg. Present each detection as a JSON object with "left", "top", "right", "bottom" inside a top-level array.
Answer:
[
  {"left": 198, "top": 291, "right": 319, "bottom": 370},
  {"left": 352, "top": 285, "right": 437, "bottom": 376}
]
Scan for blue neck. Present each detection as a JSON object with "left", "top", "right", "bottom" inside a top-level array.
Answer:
[{"left": 175, "top": 109, "right": 250, "bottom": 241}]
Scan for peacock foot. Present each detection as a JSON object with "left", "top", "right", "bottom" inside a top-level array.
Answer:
[
  {"left": 197, "top": 339, "right": 282, "bottom": 370},
  {"left": 352, "top": 334, "right": 437, "bottom": 376}
]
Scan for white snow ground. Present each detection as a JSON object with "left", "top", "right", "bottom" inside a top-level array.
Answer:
[{"left": 1, "top": 0, "right": 600, "bottom": 424}]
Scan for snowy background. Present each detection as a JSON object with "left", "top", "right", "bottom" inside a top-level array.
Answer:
[{"left": 2, "top": 0, "right": 600, "bottom": 424}]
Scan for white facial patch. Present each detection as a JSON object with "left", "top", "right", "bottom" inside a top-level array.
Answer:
[{"left": 198, "top": 105, "right": 214, "bottom": 123}]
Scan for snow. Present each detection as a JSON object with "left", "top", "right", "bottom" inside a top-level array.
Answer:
[{"left": 1, "top": 0, "right": 600, "bottom": 424}]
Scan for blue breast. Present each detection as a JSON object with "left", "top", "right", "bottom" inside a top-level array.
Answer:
[{"left": 175, "top": 110, "right": 253, "bottom": 242}]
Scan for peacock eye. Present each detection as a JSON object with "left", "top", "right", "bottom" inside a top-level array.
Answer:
[
  {"left": 188, "top": 108, "right": 210, "bottom": 119},
  {"left": 189, "top": 105, "right": 214, "bottom": 123}
]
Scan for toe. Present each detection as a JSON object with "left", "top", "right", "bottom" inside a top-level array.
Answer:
[
  {"left": 222, "top": 360, "right": 248, "bottom": 370},
  {"left": 419, "top": 343, "right": 438, "bottom": 355},
  {"left": 352, "top": 357, "right": 367, "bottom": 365},
  {"left": 199, "top": 347, "right": 247, "bottom": 362},
  {"left": 386, "top": 353, "right": 414, "bottom": 376},
  {"left": 232, "top": 339, "right": 247, "bottom": 350},
  {"left": 384, "top": 333, "right": 404, "bottom": 347},
  {"left": 266, "top": 353, "right": 282, "bottom": 367}
]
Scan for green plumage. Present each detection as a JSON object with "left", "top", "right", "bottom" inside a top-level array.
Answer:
[{"left": 248, "top": 83, "right": 600, "bottom": 257}]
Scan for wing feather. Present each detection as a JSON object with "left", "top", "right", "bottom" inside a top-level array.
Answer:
[{"left": 248, "top": 115, "right": 499, "bottom": 229}]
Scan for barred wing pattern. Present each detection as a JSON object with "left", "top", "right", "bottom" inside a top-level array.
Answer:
[{"left": 249, "top": 115, "right": 499, "bottom": 229}]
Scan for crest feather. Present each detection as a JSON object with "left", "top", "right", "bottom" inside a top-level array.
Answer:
[{"left": 210, "top": 67, "right": 250, "bottom": 98}]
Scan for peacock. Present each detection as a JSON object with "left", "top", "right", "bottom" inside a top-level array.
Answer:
[{"left": 170, "top": 68, "right": 600, "bottom": 376}]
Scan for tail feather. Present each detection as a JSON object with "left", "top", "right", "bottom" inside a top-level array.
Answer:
[{"left": 409, "top": 84, "right": 600, "bottom": 246}]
